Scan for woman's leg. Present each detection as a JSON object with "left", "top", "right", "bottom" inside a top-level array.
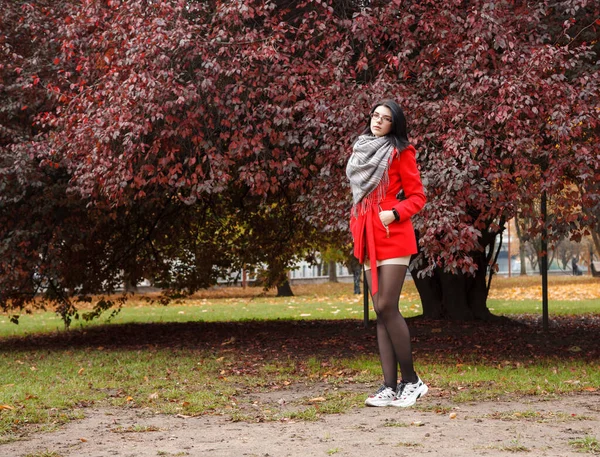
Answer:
[{"left": 366, "top": 264, "right": 417, "bottom": 385}]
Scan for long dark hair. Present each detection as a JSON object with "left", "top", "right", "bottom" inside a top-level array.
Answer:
[{"left": 361, "top": 99, "right": 410, "bottom": 151}]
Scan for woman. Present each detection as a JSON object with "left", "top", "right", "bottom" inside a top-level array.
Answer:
[{"left": 346, "top": 99, "right": 428, "bottom": 407}]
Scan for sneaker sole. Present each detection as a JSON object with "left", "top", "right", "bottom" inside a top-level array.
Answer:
[
  {"left": 390, "top": 384, "right": 428, "bottom": 408},
  {"left": 365, "top": 398, "right": 394, "bottom": 407}
]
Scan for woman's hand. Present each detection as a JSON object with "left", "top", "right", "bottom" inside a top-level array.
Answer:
[{"left": 379, "top": 210, "right": 396, "bottom": 226}]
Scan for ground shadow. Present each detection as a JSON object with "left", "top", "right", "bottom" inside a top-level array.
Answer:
[{"left": 2, "top": 315, "right": 599, "bottom": 363}]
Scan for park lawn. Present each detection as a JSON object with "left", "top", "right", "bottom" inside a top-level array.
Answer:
[
  {"left": 1, "top": 275, "right": 599, "bottom": 442},
  {"left": 2, "top": 297, "right": 600, "bottom": 337}
]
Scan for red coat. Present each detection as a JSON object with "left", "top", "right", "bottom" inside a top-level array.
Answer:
[{"left": 349, "top": 145, "right": 426, "bottom": 295}]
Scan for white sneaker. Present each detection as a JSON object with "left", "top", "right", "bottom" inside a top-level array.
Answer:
[
  {"left": 391, "top": 377, "right": 428, "bottom": 407},
  {"left": 365, "top": 385, "right": 396, "bottom": 407}
]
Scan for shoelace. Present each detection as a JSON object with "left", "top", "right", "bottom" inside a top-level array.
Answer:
[
  {"left": 398, "top": 380, "right": 418, "bottom": 399},
  {"left": 396, "top": 381, "right": 407, "bottom": 397},
  {"left": 374, "top": 385, "right": 389, "bottom": 395}
]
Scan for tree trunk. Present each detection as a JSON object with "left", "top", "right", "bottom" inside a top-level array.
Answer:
[
  {"left": 519, "top": 243, "right": 527, "bottom": 275},
  {"left": 514, "top": 214, "right": 528, "bottom": 275},
  {"left": 411, "top": 269, "right": 443, "bottom": 319},
  {"left": 345, "top": 255, "right": 362, "bottom": 294},
  {"left": 592, "top": 231, "right": 600, "bottom": 259},
  {"left": 124, "top": 278, "right": 138, "bottom": 293},
  {"left": 276, "top": 279, "right": 294, "bottom": 297},
  {"left": 411, "top": 254, "right": 494, "bottom": 321},
  {"left": 328, "top": 260, "right": 338, "bottom": 283},
  {"left": 353, "top": 268, "right": 361, "bottom": 294}
]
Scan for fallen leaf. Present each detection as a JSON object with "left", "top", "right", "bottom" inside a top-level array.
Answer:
[
  {"left": 182, "top": 401, "right": 190, "bottom": 407},
  {"left": 78, "top": 368, "right": 85, "bottom": 375},
  {"left": 449, "top": 412, "right": 457, "bottom": 419},
  {"left": 126, "top": 396, "right": 133, "bottom": 402},
  {"left": 0, "top": 405, "right": 14, "bottom": 410},
  {"left": 221, "top": 337, "right": 235, "bottom": 346},
  {"left": 308, "top": 397, "right": 326, "bottom": 403},
  {"left": 148, "top": 392, "right": 159, "bottom": 400},
  {"left": 80, "top": 438, "right": 88, "bottom": 442}
]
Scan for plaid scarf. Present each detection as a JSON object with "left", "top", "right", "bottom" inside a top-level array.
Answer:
[{"left": 346, "top": 135, "right": 395, "bottom": 215}]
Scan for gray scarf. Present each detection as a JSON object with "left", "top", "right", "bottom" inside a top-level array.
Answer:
[{"left": 346, "top": 135, "right": 395, "bottom": 213}]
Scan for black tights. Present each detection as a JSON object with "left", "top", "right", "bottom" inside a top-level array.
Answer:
[{"left": 365, "top": 264, "right": 417, "bottom": 387}]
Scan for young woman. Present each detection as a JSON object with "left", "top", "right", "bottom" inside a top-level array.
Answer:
[{"left": 346, "top": 99, "right": 428, "bottom": 407}]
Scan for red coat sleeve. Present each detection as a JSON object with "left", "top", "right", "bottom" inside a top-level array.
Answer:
[{"left": 392, "top": 146, "right": 426, "bottom": 222}]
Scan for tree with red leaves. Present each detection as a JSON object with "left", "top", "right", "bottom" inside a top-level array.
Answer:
[{"left": 1, "top": 0, "right": 598, "bottom": 322}]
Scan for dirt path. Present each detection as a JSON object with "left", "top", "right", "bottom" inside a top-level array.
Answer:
[{"left": 2, "top": 391, "right": 598, "bottom": 457}]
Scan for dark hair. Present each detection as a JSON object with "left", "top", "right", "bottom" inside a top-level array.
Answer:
[{"left": 361, "top": 99, "right": 410, "bottom": 151}]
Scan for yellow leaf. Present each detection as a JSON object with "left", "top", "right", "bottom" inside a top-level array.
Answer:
[
  {"left": 0, "top": 404, "right": 14, "bottom": 410},
  {"left": 126, "top": 396, "right": 133, "bottom": 402},
  {"left": 308, "top": 397, "right": 326, "bottom": 403},
  {"left": 78, "top": 368, "right": 85, "bottom": 375}
]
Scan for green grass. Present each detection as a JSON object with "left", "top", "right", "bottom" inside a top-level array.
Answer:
[
  {"left": 485, "top": 410, "right": 592, "bottom": 422},
  {"left": 0, "top": 300, "right": 376, "bottom": 337},
  {"left": 497, "top": 438, "right": 530, "bottom": 453},
  {"left": 4, "top": 296, "right": 600, "bottom": 339},
  {"left": 487, "top": 299, "right": 600, "bottom": 316},
  {"left": 1, "top": 348, "right": 597, "bottom": 441},
  {"left": 569, "top": 436, "right": 600, "bottom": 454}
]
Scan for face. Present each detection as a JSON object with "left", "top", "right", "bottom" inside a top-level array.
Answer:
[{"left": 370, "top": 105, "right": 393, "bottom": 137}]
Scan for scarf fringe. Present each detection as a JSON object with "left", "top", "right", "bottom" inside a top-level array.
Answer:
[{"left": 351, "top": 151, "right": 395, "bottom": 217}]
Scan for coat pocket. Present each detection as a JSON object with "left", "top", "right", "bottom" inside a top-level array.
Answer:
[{"left": 377, "top": 205, "right": 390, "bottom": 238}]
